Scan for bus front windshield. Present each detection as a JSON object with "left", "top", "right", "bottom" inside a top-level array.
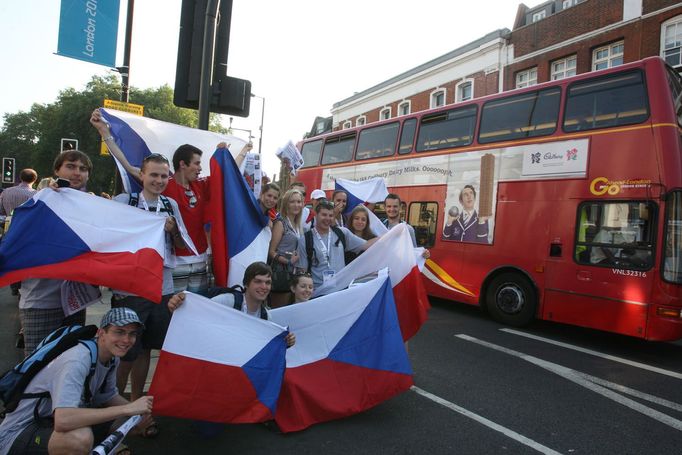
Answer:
[{"left": 664, "top": 191, "right": 682, "bottom": 284}]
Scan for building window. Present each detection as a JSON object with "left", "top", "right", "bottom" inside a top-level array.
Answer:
[
  {"left": 515, "top": 67, "right": 537, "bottom": 89},
  {"left": 551, "top": 55, "right": 577, "bottom": 80},
  {"left": 356, "top": 116, "right": 366, "bottom": 126},
  {"left": 532, "top": 10, "right": 546, "bottom": 23},
  {"left": 398, "top": 101, "right": 411, "bottom": 116},
  {"left": 379, "top": 107, "right": 391, "bottom": 120},
  {"left": 662, "top": 16, "right": 682, "bottom": 68},
  {"left": 456, "top": 80, "right": 473, "bottom": 102},
  {"left": 562, "top": 0, "right": 576, "bottom": 9},
  {"left": 342, "top": 120, "right": 352, "bottom": 129},
  {"left": 430, "top": 89, "right": 446, "bottom": 108},
  {"left": 592, "top": 41, "right": 624, "bottom": 71}
]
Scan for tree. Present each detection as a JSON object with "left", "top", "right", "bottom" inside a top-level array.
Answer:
[{"left": 0, "top": 74, "right": 227, "bottom": 194}]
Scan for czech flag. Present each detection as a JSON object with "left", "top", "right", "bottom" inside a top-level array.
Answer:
[
  {"left": 149, "top": 292, "right": 288, "bottom": 423},
  {"left": 269, "top": 274, "right": 413, "bottom": 432},
  {"left": 99, "top": 108, "right": 244, "bottom": 193},
  {"left": 0, "top": 189, "right": 167, "bottom": 302},
  {"left": 314, "top": 223, "right": 430, "bottom": 341},
  {"left": 208, "top": 147, "right": 271, "bottom": 287},
  {"left": 335, "top": 177, "right": 388, "bottom": 236}
]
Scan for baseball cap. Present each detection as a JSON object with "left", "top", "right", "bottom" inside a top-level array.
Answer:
[
  {"left": 310, "top": 189, "right": 326, "bottom": 200},
  {"left": 100, "top": 307, "right": 144, "bottom": 329}
]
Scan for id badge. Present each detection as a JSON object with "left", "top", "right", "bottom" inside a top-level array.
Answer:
[{"left": 323, "top": 269, "right": 335, "bottom": 284}]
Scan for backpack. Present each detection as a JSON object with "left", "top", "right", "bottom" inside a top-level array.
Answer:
[
  {"left": 201, "top": 286, "right": 269, "bottom": 320},
  {"left": 128, "top": 193, "right": 175, "bottom": 216},
  {"left": 304, "top": 226, "right": 346, "bottom": 273},
  {"left": 0, "top": 325, "right": 110, "bottom": 415}
]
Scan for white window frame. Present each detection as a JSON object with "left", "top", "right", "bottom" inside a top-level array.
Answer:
[
  {"left": 551, "top": 55, "right": 577, "bottom": 80},
  {"left": 515, "top": 67, "right": 537, "bottom": 89},
  {"left": 342, "top": 120, "right": 352, "bottom": 129},
  {"left": 379, "top": 107, "right": 391, "bottom": 120},
  {"left": 430, "top": 88, "right": 446, "bottom": 109},
  {"left": 661, "top": 16, "right": 682, "bottom": 68},
  {"left": 356, "top": 116, "right": 366, "bottom": 126},
  {"left": 398, "top": 101, "right": 411, "bottom": 116},
  {"left": 592, "top": 41, "right": 624, "bottom": 71},
  {"left": 532, "top": 10, "right": 546, "bottom": 22},
  {"left": 562, "top": 0, "right": 576, "bottom": 9},
  {"left": 455, "top": 79, "right": 474, "bottom": 102}
]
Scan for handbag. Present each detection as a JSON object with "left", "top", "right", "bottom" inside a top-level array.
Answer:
[{"left": 270, "top": 259, "right": 291, "bottom": 293}]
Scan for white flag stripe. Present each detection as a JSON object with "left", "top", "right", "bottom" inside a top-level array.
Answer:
[
  {"left": 227, "top": 227, "right": 272, "bottom": 288},
  {"left": 41, "top": 189, "right": 166, "bottom": 256},
  {"left": 314, "top": 223, "right": 415, "bottom": 296},
  {"left": 367, "top": 209, "right": 389, "bottom": 237},
  {"left": 102, "top": 108, "right": 246, "bottom": 179},
  {"left": 269, "top": 276, "right": 386, "bottom": 368},
  {"left": 337, "top": 177, "right": 389, "bottom": 203},
  {"left": 163, "top": 293, "right": 286, "bottom": 366}
]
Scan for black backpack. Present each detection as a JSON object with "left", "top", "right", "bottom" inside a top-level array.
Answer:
[
  {"left": 0, "top": 325, "right": 112, "bottom": 416},
  {"left": 304, "top": 226, "right": 346, "bottom": 273},
  {"left": 128, "top": 193, "right": 175, "bottom": 216},
  {"left": 201, "top": 286, "right": 269, "bottom": 320}
]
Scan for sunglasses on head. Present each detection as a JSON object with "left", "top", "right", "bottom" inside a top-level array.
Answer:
[
  {"left": 317, "top": 200, "right": 334, "bottom": 211},
  {"left": 143, "top": 153, "right": 169, "bottom": 163}
]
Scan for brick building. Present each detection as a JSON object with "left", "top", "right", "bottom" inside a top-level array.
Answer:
[{"left": 322, "top": 0, "right": 682, "bottom": 135}]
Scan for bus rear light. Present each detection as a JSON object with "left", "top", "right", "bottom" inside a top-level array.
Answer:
[{"left": 656, "top": 307, "right": 682, "bottom": 319}]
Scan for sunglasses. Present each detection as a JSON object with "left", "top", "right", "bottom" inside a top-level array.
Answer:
[
  {"left": 143, "top": 153, "right": 169, "bottom": 163},
  {"left": 317, "top": 200, "right": 334, "bottom": 211},
  {"left": 185, "top": 189, "right": 197, "bottom": 208}
]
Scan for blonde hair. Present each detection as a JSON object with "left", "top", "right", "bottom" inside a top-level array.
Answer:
[{"left": 279, "top": 188, "right": 304, "bottom": 227}]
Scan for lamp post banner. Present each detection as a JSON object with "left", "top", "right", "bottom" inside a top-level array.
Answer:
[{"left": 57, "top": 0, "right": 120, "bottom": 67}]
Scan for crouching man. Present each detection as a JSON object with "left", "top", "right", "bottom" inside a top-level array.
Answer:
[
  {"left": 168, "top": 261, "right": 296, "bottom": 348},
  {"left": 0, "top": 308, "right": 153, "bottom": 455}
]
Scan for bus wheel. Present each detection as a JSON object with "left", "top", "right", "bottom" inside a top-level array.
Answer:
[{"left": 485, "top": 273, "right": 536, "bottom": 327}]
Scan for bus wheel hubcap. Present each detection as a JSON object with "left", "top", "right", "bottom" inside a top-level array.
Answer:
[{"left": 497, "top": 285, "right": 524, "bottom": 315}]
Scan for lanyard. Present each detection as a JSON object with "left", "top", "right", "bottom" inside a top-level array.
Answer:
[
  {"left": 285, "top": 216, "right": 300, "bottom": 236},
  {"left": 313, "top": 227, "right": 332, "bottom": 265},
  {"left": 139, "top": 193, "right": 161, "bottom": 214}
]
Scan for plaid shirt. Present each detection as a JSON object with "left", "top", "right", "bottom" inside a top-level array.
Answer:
[{"left": 0, "top": 183, "right": 36, "bottom": 216}]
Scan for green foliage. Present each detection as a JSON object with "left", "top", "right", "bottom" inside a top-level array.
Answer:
[{"left": 0, "top": 74, "right": 225, "bottom": 194}]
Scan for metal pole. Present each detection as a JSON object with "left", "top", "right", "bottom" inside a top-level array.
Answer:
[
  {"left": 198, "top": 0, "right": 220, "bottom": 130},
  {"left": 120, "top": 0, "right": 135, "bottom": 102},
  {"left": 252, "top": 94, "right": 265, "bottom": 153}
]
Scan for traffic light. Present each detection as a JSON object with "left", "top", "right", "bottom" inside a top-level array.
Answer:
[
  {"left": 2, "top": 158, "right": 15, "bottom": 184},
  {"left": 61, "top": 138, "right": 78, "bottom": 151}
]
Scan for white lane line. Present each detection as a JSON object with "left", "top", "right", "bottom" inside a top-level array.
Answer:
[
  {"left": 456, "top": 334, "right": 682, "bottom": 432},
  {"left": 577, "top": 373, "right": 682, "bottom": 412},
  {"left": 500, "top": 328, "right": 682, "bottom": 380},
  {"left": 410, "top": 386, "right": 563, "bottom": 455}
]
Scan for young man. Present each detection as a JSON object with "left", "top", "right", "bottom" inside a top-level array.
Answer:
[
  {"left": 383, "top": 193, "right": 430, "bottom": 258},
  {"left": 303, "top": 189, "right": 327, "bottom": 231},
  {"left": 0, "top": 307, "right": 153, "bottom": 455},
  {"left": 296, "top": 200, "right": 376, "bottom": 289},
  {"left": 168, "top": 262, "right": 296, "bottom": 347},
  {"left": 442, "top": 185, "right": 489, "bottom": 243},
  {"left": 0, "top": 168, "right": 37, "bottom": 216},
  {"left": 19, "top": 151, "right": 93, "bottom": 355},
  {"left": 110, "top": 154, "right": 187, "bottom": 424}
]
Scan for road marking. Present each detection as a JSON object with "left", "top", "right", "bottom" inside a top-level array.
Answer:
[
  {"left": 410, "top": 386, "right": 563, "bottom": 455},
  {"left": 456, "top": 334, "right": 682, "bottom": 431},
  {"left": 578, "top": 373, "right": 682, "bottom": 412},
  {"left": 500, "top": 328, "right": 682, "bottom": 380}
]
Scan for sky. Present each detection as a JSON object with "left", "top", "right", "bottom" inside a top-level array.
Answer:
[{"left": 0, "top": 0, "right": 530, "bottom": 177}]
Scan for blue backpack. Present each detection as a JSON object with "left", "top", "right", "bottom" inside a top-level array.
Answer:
[{"left": 0, "top": 325, "right": 105, "bottom": 415}]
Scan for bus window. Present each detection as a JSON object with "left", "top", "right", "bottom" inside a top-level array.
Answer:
[
  {"left": 321, "top": 133, "right": 356, "bottom": 165},
  {"left": 398, "top": 118, "right": 417, "bottom": 154},
  {"left": 300, "top": 139, "right": 323, "bottom": 168},
  {"left": 563, "top": 70, "right": 649, "bottom": 132},
  {"left": 408, "top": 202, "right": 438, "bottom": 248},
  {"left": 663, "top": 191, "right": 682, "bottom": 284},
  {"left": 479, "top": 88, "right": 560, "bottom": 143},
  {"left": 416, "top": 105, "right": 477, "bottom": 152},
  {"left": 356, "top": 122, "right": 399, "bottom": 160},
  {"left": 574, "top": 201, "right": 655, "bottom": 270}
]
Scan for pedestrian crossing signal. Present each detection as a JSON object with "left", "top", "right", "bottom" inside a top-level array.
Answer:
[{"left": 2, "top": 157, "right": 15, "bottom": 184}]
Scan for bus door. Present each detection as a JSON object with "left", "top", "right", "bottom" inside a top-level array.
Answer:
[{"left": 543, "top": 200, "right": 656, "bottom": 337}]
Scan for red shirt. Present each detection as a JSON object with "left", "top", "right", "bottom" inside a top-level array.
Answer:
[{"left": 163, "top": 177, "right": 210, "bottom": 257}]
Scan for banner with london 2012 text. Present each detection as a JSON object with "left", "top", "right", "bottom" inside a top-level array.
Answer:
[{"left": 57, "top": 0, "right": 120, "bottom": 67}]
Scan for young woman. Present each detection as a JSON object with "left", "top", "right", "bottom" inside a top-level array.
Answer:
[
  {"left": 290, "top": 272, "right": 314, "bottom": 304},
  {"left": 268, "top": 188, "right": 303, "bottom": 307},
  {"left": 345, "top": 205, "right": 376, "bottom": 264},
  {"left": 259, "top": 182, "right": 281, "bottom": 222},
  {"left": 331, "top": 190, "right": 348, "bottom": 227}
]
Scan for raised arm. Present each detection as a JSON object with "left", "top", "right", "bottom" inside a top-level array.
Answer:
[{"left": 90, "top": 108, "right": 142, "bottom": 182}]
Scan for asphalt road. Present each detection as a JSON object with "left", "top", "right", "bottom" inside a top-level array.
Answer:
[{"left": 1, "top": 287, "right": 681, "bottom": 454}]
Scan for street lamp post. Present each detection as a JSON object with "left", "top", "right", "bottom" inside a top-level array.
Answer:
[{"left": 251, "top": 94, "right": 265, "bottom": 154}]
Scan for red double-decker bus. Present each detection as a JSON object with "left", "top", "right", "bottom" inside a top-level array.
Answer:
[{"left": 295, "top": 57, "right": 682, "bottom": 341}]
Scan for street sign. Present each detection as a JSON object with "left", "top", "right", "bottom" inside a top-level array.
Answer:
[
  {"left": 2, "top": 157, "right": 15, "bottom": 184},
  {"left": 101, "top": 100, "right": 144, "bottom": 156}
]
